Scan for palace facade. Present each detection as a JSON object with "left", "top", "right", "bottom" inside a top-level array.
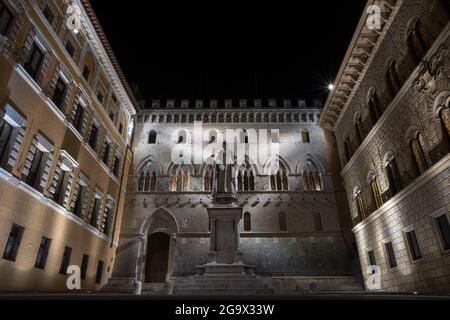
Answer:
[
  {"left": 320, "top": 0, "right": 450, "bottom": 294},
  {"left": 0, "top": 0, "right": 136, "bottom": 291}
]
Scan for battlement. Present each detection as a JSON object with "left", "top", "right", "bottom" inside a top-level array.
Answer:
[{"left": 145, "top": 98, "right": 323, "bottom": 110}]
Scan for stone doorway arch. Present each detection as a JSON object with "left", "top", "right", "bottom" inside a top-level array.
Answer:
[{"left": 137, "top": 208, "right": 178, "bottom": 284}]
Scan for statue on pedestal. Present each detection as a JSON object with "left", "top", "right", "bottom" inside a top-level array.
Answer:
[{"left": 211, "top": 143, "right": 236, "bottom": 204}]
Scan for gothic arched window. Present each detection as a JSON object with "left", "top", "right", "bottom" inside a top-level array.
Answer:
[
  {"left": 410, "top": 132, "right": 429, "bottom": 177},
  {"left": 385, "top": 155, "right": 402, "bottom": 196},
  {"left": 303, "top": 159, "right": 323, "bottom": 192},
  {"left": 369, "top": 176, "right": 383, "bottom": 210},
  {"left": 344, "top": 134, "right": 353, "bottom": 161},
  {"left": 407, "top": 20, "right": 428, "bottom": 65},
  {"left": 144, "top": 172, "right": 151, "bottom": 191},
  {"left": 355, "top": 116, "right": 365, "bottom": 145},
  {"left": 249, "top": 171, "right": 255, "bottom": 191},
  {"left": 354, "top": 188, "right": 366, "bottom": 222},
  {"left": 237, "top": 171, "right": 243, "bottom": 191},
  {"left": 243, "top": 171, "right": 249, "bottom": 191},
  {"left": 138, "top": 172, "right": 144, "bottom": 191}
]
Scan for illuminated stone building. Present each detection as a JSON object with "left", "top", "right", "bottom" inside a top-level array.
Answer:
[
  {"left": 107, "top": 98, "right": 362, "bottom": 294},
  {"left": 319, "top": 0, "right": 450, "bottom": 294},
  {"left": 0, "top": 0, "right": 136, "bottom": 291}
]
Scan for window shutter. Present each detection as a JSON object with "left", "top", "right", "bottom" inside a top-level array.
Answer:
[
  {"left": 21, "top": 136, "right": 38, "bottom": 178},
  {"left": 18, "top": 31, "right": 34, "bottom": 65},
  {"left": 38, "top": 150, "right": 54, "bottom": 190},
  {"left": 47, "top": 158, "right": 63, "bottom": 197}
]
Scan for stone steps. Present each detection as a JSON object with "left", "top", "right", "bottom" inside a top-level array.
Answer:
[{"left": 172, "top": 274, "right": 273, "bottom": 296}]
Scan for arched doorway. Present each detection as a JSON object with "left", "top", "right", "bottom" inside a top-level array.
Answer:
[{"left": 144, "top": 232, "right": 170, "bottom": 283}]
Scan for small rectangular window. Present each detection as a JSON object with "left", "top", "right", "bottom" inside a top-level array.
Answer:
[
  {"left": 3, "top": 224, "right": 24, "bottom": 262},
  {"left": 0, "top": 2, "right": 14, "bottom": 36},
  {"left": 51, "top": 77, "right": 67, "bottom": 110},
  {"left": 95, "top": 260, "right": 104, "bottom": 284},
  {"left": 65, "top": 41, "right": 75, "bottom": 58},
  {"left": 406, "top": 230, "right": 422, "bottom": 261},
  {"left": 42, "top": 6, "right": 54, "bottom": 26},
  {"left": 435, "top": 214, "right": 450, "bottom": 251},
  {"left": 81, "top": 254, "right": 89, "bottom": 280},
  {"left": 88, "top": 125, "right": 98, "bottom": 150},
  {"left": 35, "top": 236, "right": 51, "bottom": 269},
  {"left": 385, "top": 242, "right": 397, "bottom": 269},
  {"left": 367, "top": 250, "right": 376, "bottom": 274},
  {"left": 72, "top": 104, "right": 84, "bottom": 133},
  {"left": 90, "top": 197, "right": 101, "bottom": 227},
  {"left": 24, "top": 148, "right": 45, "bottom": 189},
  {"left": 0, "top": 120, "right": 14, "bottom": 169},
  {"left": 102, "top": 141, "right": 110, "bottom": 164},
  {"left": 97, "top": 91, "right": 104, "bottom": 104},
  {"left": 24, "top": 43, "right": 44, "bottom": 81},
  {"left": 59, "top": 246, "right": 72, "bottom": 275},
  {"left": 82, "top": 65, "right": 90, "bottom": 81},
  {"left": 72, "top": 183, "right": 84, "bottom": 217}
]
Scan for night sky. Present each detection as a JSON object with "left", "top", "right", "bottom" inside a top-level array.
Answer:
[{"left": 88, "top": 1, "right": 366, "bottom": 104}]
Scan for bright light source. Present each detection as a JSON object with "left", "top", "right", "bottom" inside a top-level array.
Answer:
[
  {"left": 328, "top": 84, "right": 334, "bottom": 90},
  {"left": 73, "top": 28, "right": 79, "bottom": 34}
]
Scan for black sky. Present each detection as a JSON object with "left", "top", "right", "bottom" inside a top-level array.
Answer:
[{"left": 88, "top": 1, "right": 366, "bottom": 104}]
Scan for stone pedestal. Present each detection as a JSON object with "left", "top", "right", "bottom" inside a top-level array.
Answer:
[{"left": 196, "top": 197, "right": 254, "bottom": 275}]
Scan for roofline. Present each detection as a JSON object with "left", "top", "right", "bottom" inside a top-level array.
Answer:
[
  {"left": 318, "top": 0, "right": 372, "bottom": 130},
  {"left": 80, "top": 0, "right": 140, "bottom": 113}
]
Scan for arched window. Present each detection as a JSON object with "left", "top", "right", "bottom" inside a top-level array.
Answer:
[
  {"left": 150, "top": 172, "right": 156, "bottom": 191},
  {"left": 243, "top": 171, "right": 249, "bottom": 191},
  {"left": 439, "top": 107, "right": 450, "bottom": 143},
  {"left": 301, "top": 130, "right": 310, "bottom": 143},
  {"left": 279, "top": 212, "right": 287, "bottom": 232},
  {"left": 344, "top": 134, "right": 353, "bottom": 161},
  {"left": 385, "top": 155, "right": 402, "bottom": 196},
  {"left": 176, "top": 171, "right": 183, "bottom": 191},
  {"left": 237, "top": 171, "right": 243, "bottom": 191},
  {"left": 369, "top": 176, "right": 383, "bottom": 210},
  {"left": 170, "top": 171, "right": 177, "bottom": 191},
  {"left": 407, "top": 20, "right": 428, "bottom": 65},
  {"left": 249, "top": 171, "right": 255, "bottom": 191},
  {"left": 314, "top": 172, "right": 322, "bottom": 191},
  {"left": 182, "top": 171, "right": 189, "bottom": 191},
  {"left": 276, "top": 171, "right": 282, "bottom": 191},
  {"left": 303, "top": 171, "right": 310, "bottom": 191},
  {"left": 243, "top": 130, "right": 249, "bottom": 144},
  {"left": 368, "top": 93, "right": 381, "bottom": 124},
  {"left": 282, "top": 171, "right": 288, "bottom": 190},
  {"left": 138, "top": 161, "right": 159, "bottom": 192},
  {"left": 270, "top": 174, "right": 276, "bottom": 190},
  {"left": 410, "top": 132, "right": 429, "bottom": 176},
  {"left": 385, "top": 60, "right": 402, "bottom": 99},
  {"left": 138, "top": 172, "right": 144, "bottom": 191},
  {"left": 302, "top": 159, "right": 323, "bottom": 191},
  {"left": 244, "top": 212, "right": 251, "bottom": 232},
  {"left": 354, "top": 188, "right": 366, "bottom": 222},
  {"left": 148, "top": 130, "right": 157, "bottom": 144},
  {"left": 144, "top": 172, "right": 151, "bottom": 191},
  {"left": 355, "top": 116, "right": 365, "bottom": 145},
  {"left": 314, "top": 212, "right": 323, "bottom": 231}
]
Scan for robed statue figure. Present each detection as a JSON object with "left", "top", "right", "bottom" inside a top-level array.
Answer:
[{"left": 211, "top": 143, "right": 237, "bottom": 204}]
